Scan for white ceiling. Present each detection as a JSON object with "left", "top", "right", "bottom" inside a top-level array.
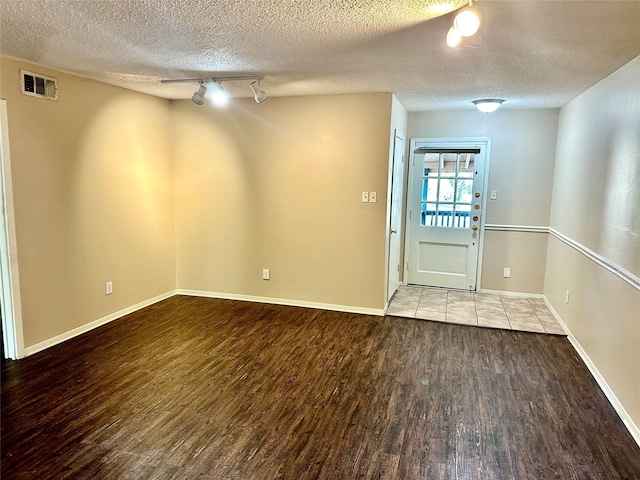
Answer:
[{"left": 1, "top": 0, "right": 639, "bottom": 111}]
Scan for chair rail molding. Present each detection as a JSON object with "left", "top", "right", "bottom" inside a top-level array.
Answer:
[{"left": 483, "top": 224, "right": 639, "bottom": 291}]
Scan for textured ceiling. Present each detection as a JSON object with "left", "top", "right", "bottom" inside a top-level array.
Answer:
[{"left": 1, "top": 0, "right": 639, "bottom": 111}]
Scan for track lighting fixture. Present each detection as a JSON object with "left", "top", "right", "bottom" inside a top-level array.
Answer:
[
  {"left": 472, "top": 99, "right": 504, "bottom": 113},
  {"left": 447, "top": 0, "right": 481, "bottom": 48},
  {"left": 161, "top": 75, "right": 268, "bottom": 106},
  {"left": 191, "top": 82, "right": 207, "bottom": 105},
  {"left": 250, "top": 81, "right": 268, "bottom": 104}
]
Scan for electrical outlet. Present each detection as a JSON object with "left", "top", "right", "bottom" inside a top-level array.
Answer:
[
  {"left": 369, "top": 192, "right": 377, "bottom": 203},
  {"left": 565, "top": 290, "right": 570, "bottom": 304},
  {"left": 106, "top": 281, "right": 113, "bottom": 295},
  {"left": 262, "top": 268, "right": 270, "bottom": 280},
  {"left": 490, "top": 190, "right": 498, "bottom": 200},
  {"left": 503, "top": 267, "right": 511, "bottom": 278},
  {"left": 361, "top": 191, "right": 369, "bottom": 203}
]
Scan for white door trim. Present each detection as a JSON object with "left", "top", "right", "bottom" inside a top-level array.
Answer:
[
  {"left": 386, "top": 130, "right": 405, "bottom": 304},
  {"left": 404, "top": 137, "right": 491, "bottom": 290},
  {"left": 0, "top": 99, "right": 25, "bottom": 359}
]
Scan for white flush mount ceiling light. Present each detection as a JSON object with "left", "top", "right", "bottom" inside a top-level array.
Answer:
[
  {"left": 161, "top": 75, "right": 267, "bottom": 106},
  {"left": 250, "top": 81, "right": 268, "bottom": 104},
  {"left": 473, "top": 99, "right": 504, "bottom": 113},
  {"left": 447, "top": 0, "right": 482, "bottom": 48}
]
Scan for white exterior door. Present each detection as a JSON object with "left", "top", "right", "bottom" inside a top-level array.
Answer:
[{"left": 405, "top": 139, "right": 488, "bottom": 290}]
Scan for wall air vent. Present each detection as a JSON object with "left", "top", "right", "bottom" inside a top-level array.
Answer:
[{"left": 20, "top": 70, "right": 58, "bottom": 101}]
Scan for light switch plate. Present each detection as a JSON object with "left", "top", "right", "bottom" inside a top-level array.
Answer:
[
  {"left": 490, "top": 190, "right": 498, "bottom": 200},
  {"left": 369, "top": 192, "right": 377, "bottom": 203},
  {"left": 361, "top": 191, "right": 369, "bottom": 203}
]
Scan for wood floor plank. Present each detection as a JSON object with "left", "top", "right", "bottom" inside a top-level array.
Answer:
[{"left": 2, "top": 296, "right": 639, "bottom": 479}]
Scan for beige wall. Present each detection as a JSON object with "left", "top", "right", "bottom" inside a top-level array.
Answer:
[
  {"left": 545, "top": 56, "right": 640, "bottom": 429},
  {"left": 407, "top": 109, "right": 559, "bottom": 293},
  {"left": 481, "top": 230, "right": 548, "bottom": 293},
  {"left": 172, "top": 93, "right": 393, "bottom": 310},
  {"left": 0, "top": 57, "right": 176, "bottom": 348},
  {"left": 550, "top": 56, "right": 640, "bottom": 278}
]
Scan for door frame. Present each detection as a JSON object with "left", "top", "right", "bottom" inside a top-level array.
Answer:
[
  {"left": 404, "top": 137, "right": 491, "bottom": 290},
  {"left": 385, "top": 130, "right": 405, "bottom": 303},
  {"left": 0, "top": 99, "right": 25, "bottom": 359}
]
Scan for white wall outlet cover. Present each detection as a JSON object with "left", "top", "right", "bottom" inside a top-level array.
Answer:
[
  {"left": 361, "top": 191, "right": 369, "bottom": 203},
  {"left": 490, "top": 190, "right": 498, "bottom": 200},
  {"left": 369, "top": 192, "right": 377, "bottom": 203}
]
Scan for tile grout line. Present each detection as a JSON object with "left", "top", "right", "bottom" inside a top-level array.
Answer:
[
  {"left": 472, "top": 292, "right": 479, "bottom": 327},
  {"left": 526, "top": 297, "right": 541, "bottom": 332},
  {"left": 444, "top": 289, "right": 449, "bottom": 323},
  {"left": 471, "top": 291, "right": 479, "bottom": 325},
  {"left": 529, "top": 297, "right": 549, "bottom": 333},
  {"left": 499, "top": 295, "right": 515, "bottom": 331},
  {"left": 412, "top": 288, "right": 423, "bottom": 318}
]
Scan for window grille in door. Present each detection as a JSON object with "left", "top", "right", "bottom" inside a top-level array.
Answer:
[{"left": 418, "top": 149, "right": 480, "bottom": 229}]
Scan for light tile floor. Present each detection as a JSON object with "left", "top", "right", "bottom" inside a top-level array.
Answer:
[{"left": 386, "top": 286, "right": 566, "bottom": 335}]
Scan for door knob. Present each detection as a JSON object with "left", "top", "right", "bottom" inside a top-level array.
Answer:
[{"left": 472, "top": 225, "right": 479, "bottom": 231}]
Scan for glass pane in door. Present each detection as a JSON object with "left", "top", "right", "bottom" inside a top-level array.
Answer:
[
  {"left": 458, "top": 153, "right": 475, "bottom": 177},
  {"left": 441, "top": 154, "right": 457, "bottom": 177},
  {"left": 423, "top": 154, "right": 439, "bottom": 177},
  {"left": 454, "top": 204, "right": 471, "bottom": 228},
  {"left": 456, "top": 179, "right": 473, "bottom": 203}
]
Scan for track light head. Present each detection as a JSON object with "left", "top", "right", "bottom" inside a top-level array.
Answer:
[
  {"left": 446, "top": 26, "right": 463, "bottom": 48},
  {"left": 211, "top": 83, "right": 229, "bottom": 106},
  {"left": 454, "top": 7, "right": 481, "bottom": 37},
  {"left": 250, "top": 81, "right": 269, "bottom": 104},
  {"left": 192, "top": 83, "right": 207, "bottom": 105}
]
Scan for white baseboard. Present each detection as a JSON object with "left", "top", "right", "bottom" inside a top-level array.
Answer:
[
  {"left": 543, "top": 296, "right": 640, "bottom": 448},
  {"left": 23, "top": 290, "right": 177, "bottom": 357},
  {"left": 479, "top": 288, "right": 544, "bottom": 298},
  {"left": 176, "top": 289, "right": 385, "bottom": 317}
]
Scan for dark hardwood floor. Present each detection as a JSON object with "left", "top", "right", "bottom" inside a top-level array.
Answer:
[{"left": 2, "top": 296, "right": 639, "bottom": 479}]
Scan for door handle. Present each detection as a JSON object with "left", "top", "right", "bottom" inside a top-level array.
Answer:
[
  {"left": 472, "top": 225, "right": 479, "bottom": 231},
  {"left": 391, "top": 229, "right": 398, "bottom": 234}
]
